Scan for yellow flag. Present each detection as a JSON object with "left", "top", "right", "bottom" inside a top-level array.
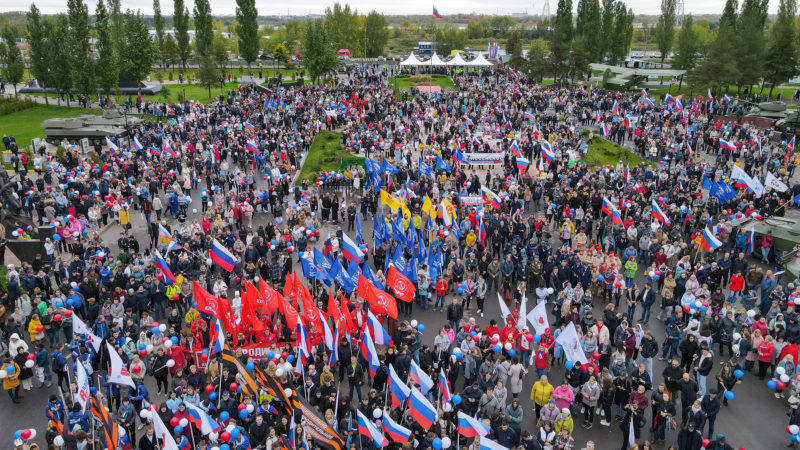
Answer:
[
  {"left": 380, "top": 189, "right": 401, "bottom": 211},
  {"left": 422, "top": 196, "right": 436, "bottom": 220}
]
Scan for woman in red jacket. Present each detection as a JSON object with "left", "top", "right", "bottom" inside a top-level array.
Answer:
[
  {"left": 757, "top": 334, "right": 775, "bottom": 379},
  {"left": 728, "top": 271, "right": 745, "bottom": 304}
]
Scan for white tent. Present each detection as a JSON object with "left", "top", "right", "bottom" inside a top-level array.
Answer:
[
  {"left": 399, "top": 53, "right": 424, "bottom": 66},
  {"left": 425, "top": 53, "right": 447, "bottom": 66},
  {"left": 467, "top": 53, "right": 494, "bottom": 67},
  {"left": 447, "top": 53, "right": 469, "bottom": 66}
]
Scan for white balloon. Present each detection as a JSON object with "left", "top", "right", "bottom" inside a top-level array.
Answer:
[
  {"left": 164, "top": 340, "right": 173, "bottom": 348},
  {"left": 54, "top": 436, "right": 65, "bottom": 447},
  {"left": 648, "top": 271, "right": 655, "bottom": 277},
  {"left": 0, "top": 370, "right": 7, "bottom": 379},
  {"left": 443, "top": 402, "right": 452, "bottom": 411},
  {"left": 504, "top": 342, "right": 512, "bottom": 350},
  {"left": 208, "top": 201, "right": 214, "bottom": 207},
  {"left": 777, "top": 366, "right": 787, "bottom": 376},
  {"left": 146, "top": 344, "right": 154, "bottom": 353},
  {"left": 159, "top": 324, "right": 167, "bottom": 332},
  {"left": 284, "top": 388, "right": 293, "bottom": 398},
  {"left": 694, "top": 301, "right": 703, "bottom": 308},
  {"left": 140, "top": 409, "right": 151, "bottom": 419},
  {"left": 246, "top": 404, "right": 254, "bottom": 413},
  {"left": 209, "top": 431, "right": 219, "bottom": 442},
  {"left": 275, "top": 368, "right": 285, "bottom": 377},
  {"left": 493, "top": 334, "right": 500, "bottom": 341},
  {"left": 373, "top": 408, "right": 382, "bottom": 418},
  {"left": 25, "top": 360, "right": 35, "bottom": 368},
  {"left": 226, "top": 424, "right": 236, "bottom": 433},
  {"left": 733, "top": 333, "right": 741, "bottom": 341},
  {"left": 193, "top": 209, "right": 198, "bottom": 214},
  {"left": 166, "top": 359, "right": 176, "bottom": 368},
  {"left": 179, "top": 418, "right": 189, "bottom": 428},
  {"left": 782, "top": 374, "right": 791, "bottom": 383},
  {"left": 410, "top": 319, "right": 418, "bottom": 327},
  {"left": 284, "top": 362, "right": 293, "bottom": 372},
  {"left": 747, "top": 309, "right": 756, "bottom": 318},
  {"left": 442, "top": 437, "right": 452, "bottom": 449},
  {"left": 791, "top": 425, "right": 799, "bottom": 435},
  {"left": 547, "top": 288, "right": 554, "bottom": 294},
  {"left": 28, "top": 429, "right": 37, "bottom": 439},
  {"left": 212, "top": 447, "right": 220, "bottom": 450}
]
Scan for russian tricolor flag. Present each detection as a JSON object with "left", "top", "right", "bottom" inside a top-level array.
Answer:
[
  {"left": 481, "top": 187, "right": 502, "bottom": 209},
  {"left": 719, "top": 139, "right": 736, "bottom": 151},
  {"left": 541, "top": 141, "right": 555, "bottom": 162},
  {"left": 185, "top": 402, "right": 222, "bottom": 435},
  {"left": 523, "top": 111, "right": 535, "bottom": 121},
  {"left": 360, "top": 329, "right": 380, "bottom": 376},
  {"left": 509, "top": 140, "right": 521, "bottom": 158},
  {"left": 133, "top": 137, "right": 143, "bottom": 152},
  {"left": 210, "top": 238, "right": 238, "bottom": 272},
  {"left": 439, "top": 369, "right": 451, "bottom": 403},
  {"left": 408, "top": 359, "right": 434, "bottom": 394},
  {"left": 480, "top": 437, "right": 510, "bottom": 450},
  {"left": 154, "top": 250, "right": 176, "bottom": 284},
  {"left": 246, "top": 141, "right": 260, "bottom": 155},
  {"left": 516, "top": 157, "right": 529, "bottom": 175},
  {"left": 163, "top": 143, "right": 177, "bottom": 158},
  {"left": 388, "top": 364, "right": 411, "bottom": 408},
  {"left": 341, "top": 232, "right": 364, "bottom": 263},
  {"left": 118, "top": 426, "right": 132, "bottom": 450},
  {"left": 457, "top": 411, "right": 491, "bottom": 438},
  {"left": 211, "top": 319, "right": 225, "bottom": 354},
  {"left": 700, "top": 226, "right": 723, "bottom": 251},
  {"left": 367, "top": 310, "right": 392, "bottom": 345},
  {"left": 408, "top": 388, "right": 437, "bottom": 430},
  {"left": 747, "top": 226, "right": 755, "bottom": 255},
  {"left": 650, "top": 200, "right": 671, "bottom": 226},
  {"left": 244, "top": 121, "right": 255, "bottom": 131},
  {"left": 602, "top": 197, "right": 623, "bottom": 224},
  {"left": 611, "top": 101, "right": 620, "bottom": 114},
  {"left": 357, "top": 410, "right": 386, "bottom": 448},
  {"left": 382, "top": 412, "right": 412, "bottom": 443}
]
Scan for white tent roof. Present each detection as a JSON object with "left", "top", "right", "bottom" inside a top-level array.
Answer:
[
  {"left": 399, "top": 53, "right": 423, "bottom": 66},
  {"left": 467, "top": 53, "right": 494, "bottom": 67},
  {"left": 425, "top": 53, "right": 447, "bottom": 66},
  {"left": 447, "top": 53, "right": 469, "bottom": 66}
]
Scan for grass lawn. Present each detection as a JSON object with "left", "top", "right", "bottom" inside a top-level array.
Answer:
[
  {"left": 296, "top": 131, "right": 363, "bottom": 185},
  {"left": 0, "top": 103, "right": 102, "bottom": 150},
  {"left": 581, "top": 130, "right": 653, "bottom": 168},
  {"left": 389, "top": 74, "right": 457, "bottom": 94}
]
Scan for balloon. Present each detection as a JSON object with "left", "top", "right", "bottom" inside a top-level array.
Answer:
[
  {"left": 565, "top": 361, "right": 575, "bottom": 370},
  {"left": 21, "top": 429, "right": 31, "bottom": 440},
  {"left": 166, "top": 359, "right": 175, "bottom": 368},
  {"left": 410, "top": 319, "right": 418, "bottom": 327},
  {"left": 504, "top": 342, "right": 512, "bottom": 351},
  {"left": 146, "top": 344, "right": 154, "bottom": 353},
  {"left": 534, "top": 334, "right": 541, "bottom": 343},
  {"left": 418, "top": 324, "right": 425, "bottom": 332},
  {"left": 171, "top": 336, "right": 179, "bottom": 345},
  {"left": 230, "top": 428, "right": 241, "bottom": 439},
  {"left": 724, "top": 391, "right": 734, "bottom": 400},
  {"left": 702, "top": 439, "right": 710, "bottom": 448},
  {"left": 597, "top": 275, "right": 604, "bottom": 281},
  {"left": 54, "top": 435, "right": 65, "bottom": 446},
  {"left": 179, "top": 418, "right": 188, "bottom": 428},
  {"left": 209, "top": 392, "right": 218, "bottom": 401},
  {"left": 28, "top": 429, "right": 36, "bottom": 439},
  {"left": 767, "top": 379, "right": 778, "bottom": 389},
  {"left": 5, "top": 365, "right": 14, "bottom": 374},
  {"left": 493, "top": 344, "right": 502, "bottom": 353},
  {"left": 453, "top": 395, "right": 462, "bottom": 405},
  {"left": 491, "top": 336, "right": 499, "bottom": 345},
  {"left": 246, "top": 362, "right": 255, "bottom": 371},
  {"left": 25, "top": 360, "right": 34, "bottom": 368},
  {"left": 221, "top": 431, "right": 231, "bottom": 442},
  {"left": 174, "top": 425, "right": 184, "bottom": 434},
  {"left": 220, "top": 446, "right": 230, "bottom": 450},
  {"left": 171, "top": 417, "right": 180, "bottom": 427},
  {"left": 246, "top": 404, "right": 254, "bottom": 413},
  {"left": 0, "top": 370, "right": 6, "bottom": 379},
  {"left": 778, "top": 381, "right": 787, "bottom": 390},
  {"left": 239, "top": 409, "right": 249, "bottom": 419},
  {"left": 26, "top": 354, "right": 35, "bottom": 361},
  {"left": 132, "top": 365, "right": 142, "bottom": 374},
  {"left": 53, "top": 314, "right": 62, "bottom": 322},
  {"left": 206, "top": 384, "right": 215, "bottom": 394},
  {"left": 592, "top": 352, "right": 601, "bottom": 360},
  {"left": 151, "top": 327, "right": 160, "bottom": 334},
  {"left": 14, "top": 430, "right": 22, "bottom": 440},
  {"left": 373, "top": 408, "right": 382, "bottom": 419},
  {"left": 733, "top": 369, "right": 743, "bottom": 379},
  {"left": 777, "top": 366, "right": 787, "bottom": 376},
  {"left": 287, "top": 355, "right": 295, "bottom": 363},
  {"left": 139, "top": 410, "right": 151, "bottom": 419},
  {"left": 220, "top": 411, "right": 230, "bottom": 422},
  {"left": 433, "top": 438, "right": 443, "bottom": 449},
  {"left": 782, "top": 374, "right": 791, "bottom": 383},
  {"left": 747, "top": 309, "right": 756, "bottom": 318},
  {"left": 230, "top": 383, "right": 238, "bottom": 392},
  {"left": 442, "top": 437, "right": 452, "bottom": 449},
  {"left": 508, "top": 349, "right": 516, "bottom": 357}
]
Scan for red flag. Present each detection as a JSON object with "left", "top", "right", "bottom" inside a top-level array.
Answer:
[
  {"left": 357, "top": 274, "right": 372, "bottom": 300},
  {"left": 193, "top": 281, "right": 220, "bottom": 317},
  {"left": 328, "top": 289, "right": 342, "bottom": 326},
  {"left": 341, "top": 294, "right": 355, "bottom": 334},
  {"left": 243, "top": 281, "right": 265, "bottom": 331},
  {"left": 387, "top": 265, "right": 416, "bottom": 303},
  {"left": 259, "top": 275, "right": 280, "bottom": 314},
  {"left": 295, "top": 271, "right": 313, "bottom": 305},
  {"left": 283, "top": 272, "right": 298, "bottom": 308},
  {"left": 302, "top": 291, "right": 322, "bottom": 329},
  {"left": 367, "top": 284, "right": 399, "bottom": 319},
  {"left": 279, "top": 295, "right": 300, "bottom": 330}
]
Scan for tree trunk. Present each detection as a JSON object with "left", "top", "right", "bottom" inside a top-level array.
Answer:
[
  {"left": 43, "top": 83, "right": 49, "bottom": 106},
  {"left": 769, "top": 85, "right": 775, "bottom": 99},
  {"left": 13, "top": 85, "right": 17, "bottom": 97}
]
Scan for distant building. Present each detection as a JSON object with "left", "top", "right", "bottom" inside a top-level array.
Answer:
[{"left": 417, "top": 41, "right": 433, "bottom": 55}]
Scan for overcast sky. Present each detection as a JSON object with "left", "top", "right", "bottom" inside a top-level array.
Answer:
[{"left": 3, "top": 0, "right": 779, "bottom": 17}]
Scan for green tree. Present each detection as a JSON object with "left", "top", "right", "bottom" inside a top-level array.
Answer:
[
  {"left": 569, "top": 37, "right": 590, "bottom": 81},
  {"left": 764, "top": 0, "right": 798, "bottom": 97},
  {"left": 364, "top": 11, "right": 389, "bottom": 58},
  {"left": 324, "top": 3, "right": 361, "bottom": 56},
  {"left": 551, "top": 0, "right": 574, "bottom": 78},
  {"left": 68, "top": 0, "right": 95, "bottom": 108},
  {"left": 735, "top": 0, "right": 769, "bottom": 89},
  {"left": 673, "top": 15, "right": 699, "bottom": 70},
  {"left": 507, "top": 31, "right": 525, "bottom": 69},
  {"left": 690, "top": 0, "right": 739, "bottom": 90},
  {"left": 600, "top": 0, "right": 615, "bottom": 59},
  {"left": 26, "top": 4, "right": 54, "bottom": 105},
  {"left": 608, "top": 1, "right": 634, "bottom": 65},
  {"left": 50, "top": 14, "right": 73, "bottom": 106},
  {"left": 197, "top": 54, "right": 220, "bottom": 99},
  {"left": 489, "top": 16, "right": 515, "bottom": 38},
  {"left": 163, "top": 34, "right": 179, "bottom": 68},
  {"left": 285, "top": 20, "right": 301, "bottom": 51},
  {"left": 274, "top": 42, "right": 290, "bottom": 65},
  {"left": 526, "top": 38, "right": 550, "bottom": 81},
  {"left": 212, "top": 32, "right": 230, "bottom": 69},
  {"left": 95, "top": 0, "right": 119, "bottom": 97},
  {"left": 108, "top": 0, "right": 124, "bottom": 60},
  {"left": 122, "top": 11, "right": 154, "bottom": 96},
  {"left": 194, "top": 0, "right": 213, "bottom": 58},
  {"left": 654, "top": 0, "right": 676, "bottom": 63},
  {"left": 153, "top": 0, "right": 166, "bottom": 68},
  {"left": 235, "top": 0, "right": 258, "bottom": 67},
  {"left": 303, "top": 19, "right": 339, "bottom": 82},
  {"left": 173, "top": 0, "right": 190, "bottom": 67},
  {"left": 466, "top": 20, "right": 484, "bottom": 39},
  {"left": 0, "top": 25, "right": 24, "bottom": 97},
  {"left": 434, "top": 28, "right": 466, "bottom": 56},
  {"left": 576, "top": 0, "right": 602, "bottom": 61}
]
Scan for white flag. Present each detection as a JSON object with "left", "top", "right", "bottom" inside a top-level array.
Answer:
[
  {"left": 150, "top": 405, "right": 180, "bottom": 450},
  {"left": 497, "top": 292, "right": 511, "bottom": 320},
  {"left": 74, "top": 360, "right": 90, "bottom": 412},
  {"left": 105, "top": 341, "right": 135, "bottom": 388},
  {"left": 765, "top": 172, "right": 789, "bottom": 192},
  {"left": 526, "top": 301, "right": 550, "bottom": 336},
  {"left": 731, "top": 165, "right": 764, "bottom": 198},
  {"left": 554, "top": 322, "right": 589, "bottom": 365},
  {"left": 517, "top": 293, "right": 527, "bottom": 332},
  {"left": 72, "top": 315, "right": 102, "bottom": 352}
]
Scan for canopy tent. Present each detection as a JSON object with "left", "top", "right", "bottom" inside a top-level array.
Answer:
[
  {"left": 467, "top": 53, "right": 494, "bottom": 67},
  {"left": 423, "top": 53, "right": 447, "bottom": 66},
  {"left": 399, "top": 53, "right": 424, "bottom": 66},
  {"left": 446, "top": 53, "right": 469, "bottom": 66}
]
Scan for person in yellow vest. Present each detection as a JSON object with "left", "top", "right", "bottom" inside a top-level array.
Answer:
[
  {"left": 119, "top": 204, "right": 131, "bottom": 230},
  {"left": 1, "top": 358, "right": 21, "bottom": 403},
  {"left": 531, "top": 375, "right": 555, "bottom": 417}
]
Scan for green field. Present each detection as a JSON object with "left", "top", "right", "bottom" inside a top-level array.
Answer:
[
  {"left": 581, "top": 130, "right": 653, "bottom": 168},
  {"left": 296, "top": 131, "right": 363, "bottom": 185},
  {"left": 24, "top": 81, "right": 242, "bottom": 106},
  {"left": 389, "top": 74, "right": 457, "bottom": 93},
  {"left": 0, "top": 103, "right": 102, "bottom": 150}
]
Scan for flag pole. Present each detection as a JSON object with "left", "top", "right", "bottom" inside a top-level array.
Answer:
[{"left": 189, "top": 421, "right": 197, "bottom": 449}]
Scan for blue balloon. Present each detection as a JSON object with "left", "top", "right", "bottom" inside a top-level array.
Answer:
[
  {"left": 56, "top": 301, "right": 64, "bottom": 308},
  {"left": 53, "top": 235, "right": 61, "bottom": 241},
  {"left": 768, "top": 379, "right": 778, "bottom": 390},
  {"left": 534, "top": 335, "right": 541, "bottom": 343},
  {"left": 433, "top": 438, "right": 443, "bottom": 449},
  {"left": 470, "top": 331, "right": 477, "bottom": 337},
  {"left": 139, "top": 344, "right": 147, "bottom": 350},
  {"left": 452, "top": 395, "right": 462, "bottom": 405},
  {"left": 237, "top": 385, "right": 242, "bottom": 393},
  {"left": 209, "top": 392, "right": 218, "bottom": 401},
  {"left": 151, "top": 327, "right": 160, "bottom": 334},
  {"left": 458, "top": 288, "right": 464, "bottom": 294},
  {"left": 14, "top": 430, "right": 22, "bottom": 439},
  {"left": 793, "top": 434, "right": 800, "bottom": 443},
  {"left": 508, "top": 349, "right": 516, "bottom": 357},
  {"left": 220, "top": 411, "right": 230, "bottom": 422},
  {"left": 699, "top": 306, "right": 707, "bottom": 313},
  {"left": 239, "top": 409, "right": 250, "bottom": 419},
  {"left": 174, "top": 425, "right": 183, "bottom": 434},
  {"left": 230, "top": 428, "right": 241, "bottom": 439},
  {"left": 724, "top": 391, "right": 734, "bottom": 400},
  {"left": 733, "top": 369, "right": 744, "bottom": 379},
  {"left": 90, "top": 387, "right": 98, "bottom": 395},
  {"left": 418, "top": 324, "right": 425, "bottom": 332},
  {"left": 171, "top": 336, "right": 179, "bottom": 345},
  {"left": 287, "top": 355, "right": 295, "bottom": 363},
  {"left": 268, "top": 352, "right": 275, "bottom": 360},
  {"left": 192, "top": 302, "right": 198, "bottom": 308},
  {"left": 565, "top": 361, "right": 575, "bottom": 370},
  {"left": 597, "top": 275, "right": 604, "bottom": 281},
  {"left": 246, "top": 362, "right": 255, "bottom": 371},
  {"left": 66, "top": 299, "right": 73, "bottom": 306},
  {"left": 5, "top": 365, "right": 14, "bottom": 374},
  {"left": 220, "top": 444, "right": 231, "bottom": 450},
  {"left": 493, "top": 344, "right": 502, "bottom": 353}
]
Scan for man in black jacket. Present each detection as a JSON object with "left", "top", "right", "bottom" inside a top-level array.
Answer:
[
  {"left": 662, "top": 359, "right": 683, "bottom": 399},
  {"left": 677, "top": 423, "right": 703, "bottom": 450},
  {"left": 637, "top": 284, "right": 656, "bottom": 323},
  {"left": 638, "top": 330, "right": 659, "bottom": 379},
  {"left": 678, "top": 372, "right": 699, "bottom": 423},
  {"left": 447, "top": 297, "right": 464, "bottom": 331},
  {"left": 249, "top": 414, "right": 269, "bottom": 449},
  {"left": 700, "top": 389, "right": 721, "bottom": 439}
]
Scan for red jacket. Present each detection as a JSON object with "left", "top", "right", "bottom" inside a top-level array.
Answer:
[
  {"left": 757, "top": 341, "right": 774, "bottom": 362},
  {"left": 729, "top": 274, "right": 744, "bottom": 292},
  {"left": 435, "top": 281, "right": 448, "bottom": 297}
]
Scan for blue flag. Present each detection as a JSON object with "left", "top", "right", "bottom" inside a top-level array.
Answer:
[
  {"left": 365, "top": 159, "right": 381, "bottom": 174},
  {"left": 794, "top": 191, "right": 800, "bottom": 207},
  {"left": 329, "top": 259, "right": 355, "bottom": 293},
  {"left": 419, "top": 159, "right": 432, "bottom": 176},
  {"left": 362, "top": 262, "right": 384, "bottom": 290},
  {"left": 373, "top": 215, "right": 385, "bottom": 247},
  {"left": 416, "top": 230, "right": 426, "bottom": 261},
  {"left": 434, "top": 155, "right": 451, "bottom": 173},
  {"left": 702, "top": 176, "right": 713, "bottom": 191},
  {"left": 392, "top": 215, "right": 407, "bottom": 245},
  {"left": 382, "top": 158, "right": 399, "bottom": 174},
  {"left": 313, "top": 248, "right": 334, "bottom": 286},
  {"left": 428, "top": 245, "right": 443, "bottom": 280},
  {"left": 356, "top": 215, "right": 363, "bottom": 245},
  {"left": 346, "top": 260, "right": 360, "bottom": 292}
]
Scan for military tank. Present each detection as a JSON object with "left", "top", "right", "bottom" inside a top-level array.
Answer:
[
  {"left": 745, "top": 101, "right": 788, "bottom": 119},
  {"left": 41, "top": 109, "right": 144, "bottom": 146},
  {"left": 735, "top": 215, "right": 800, "bottom": 278}
]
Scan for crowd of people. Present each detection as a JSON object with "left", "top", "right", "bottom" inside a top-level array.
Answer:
[{"left": 1, "top": 64, "right": 799, "bottom": 450}]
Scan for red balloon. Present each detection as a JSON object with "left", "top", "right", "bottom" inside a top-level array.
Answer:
[
  {"left": 132, "top": 365, "right": 142, "bottom": 374},
  {"left": 53, "top": 314, "right": 62, "bottom": 322},
  {"left": 282, "top": 352, "right": 289, "bottom": 359},
  {"left": 702, "top": 302, "right": 709, "bottom": 308},
  {"left": 778, "top": 381, "right": 787, "bottom": 390},
  {"left": 20, "top": 429, "right": 31, "bottom": 440},
  {"left": 221, "top": 431, "right": 231, "bottom": 442},
  {"left": 139, "top": 350, "right": 148, "bottom": 357},
  {"left": 788, "top": 425, "right": 794, "bottom": 434},
  {"left": 592, "top": 352, "right": 601, "bottom": 361},
  {"left": 790, "top": 300, "right": 796, "bottom": 307},
  {"left": 170, "top": 417, "right": 180, "bottom": 427},
  {"left": 472, "top": 335, "right": 479, "bottom": 342},
  {"left": 702, "top": 439, "right": 710, "bottom": 447},
  {"left": 36, "top": 325, "right": 44, "bottom": 332},
  {"left": 26, "top": 354, "right": 35, "bottom": 361},
  {"left": 230, "top": 383, "right": 238, "bottom": 392},
  {"left": 683, "top": 306, "right": 691, "bottom": 313},
  {"left": 526, "top": 334, "right": 534, "bottom": 342},
  {"left": 201, "top": 353, "right": 209, "bottom": 361},
  {"left": 238, "top": 403, "right": 247, "bottom": 411},
  {"left": 205, "top": 385, "right": 214, "bottom": 394},
  {"left": 152, "top": 322, "right": 160, "bottom": 328},
  {"left": 235, "top": 277, "right": 242, "bottom": 284},
  {"left": 173, "top": 294, "right": 180, "bottom": 300},
  {"left": 545, "top": 328, "right": 551, "bottom": 334},
  {"left": 491, "top": 337, "right": 499, "bottom": 345},
  {"left": 65, "top": 310, "right": 73, "bottom": 317}
]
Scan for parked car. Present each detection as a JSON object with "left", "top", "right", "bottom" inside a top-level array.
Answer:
[{"left": 259, "top": 53, "right": 275, "bottom": 61}]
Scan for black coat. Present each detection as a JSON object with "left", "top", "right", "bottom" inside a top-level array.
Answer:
[{"left": 677, "top": 427, "right": 704, "bottom": 450}]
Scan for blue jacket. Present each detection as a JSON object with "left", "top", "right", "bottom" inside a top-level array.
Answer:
[
  {"left": 50, "top": 351, "right": 67, "bottom": 373},
  {"left": 46, "top": 399, "right": 65, "bottom": 422},
  {"left": 67, "top": 410, "right": 90, "bottom": 433}
]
